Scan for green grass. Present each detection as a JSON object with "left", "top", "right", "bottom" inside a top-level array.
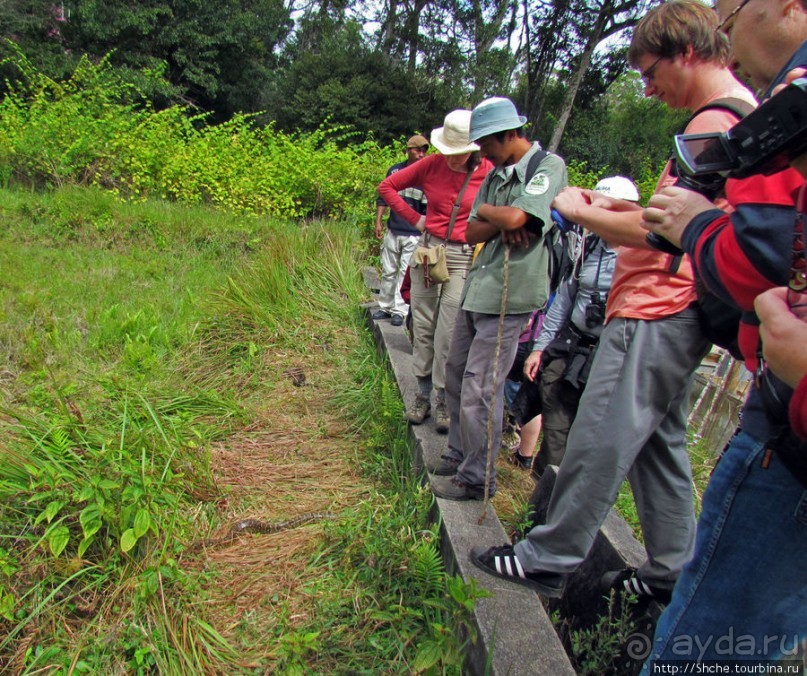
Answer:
[{"left": 0, "top": 185, "right": 480, "bottom": 673}]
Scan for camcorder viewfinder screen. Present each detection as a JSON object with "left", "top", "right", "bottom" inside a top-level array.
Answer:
[{"left": 675, "top": 133, "right": 736, "bottom": 175}]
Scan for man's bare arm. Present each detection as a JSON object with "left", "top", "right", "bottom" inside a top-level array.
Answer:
[
  {"left": 466, "top": 204, "right": 532, "bottom": 245},
  {"left": 553, "top": 187, "right": 650, "bottom": 249}
]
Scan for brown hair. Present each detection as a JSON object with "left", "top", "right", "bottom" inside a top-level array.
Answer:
[{"left": 628, "top": 0, "right": 730, "bottom": 67}]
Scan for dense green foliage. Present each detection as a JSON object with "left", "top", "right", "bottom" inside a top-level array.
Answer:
[
  {"left": 0, "top": 0, "right": 292, "bottom": 117},
  {"left": 271, "top": 20, "right": 457, "bottom": 142},
  {"left": 0, "top": 49, "right": 400, "bottom": 219},
  {"left": 0, "top": 49, "right": 672, "bottom": 228}
]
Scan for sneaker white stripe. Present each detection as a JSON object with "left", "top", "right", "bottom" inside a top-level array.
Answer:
[
  {"left": 504, "top": 557, "right": 514, "bottom": 577},
  {"left": 625, "top": 576, "right": 652, "bottom": 597},
  {"left": 492, "top": 552, "right": 528, "bottom": 580}
]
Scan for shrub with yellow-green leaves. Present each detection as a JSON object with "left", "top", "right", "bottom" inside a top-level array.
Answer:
[{"left": 0, "top": 46, "right": 398, "bottom": 219}]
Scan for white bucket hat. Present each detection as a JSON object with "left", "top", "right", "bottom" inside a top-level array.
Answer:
[
  {"left": 430, "top": 110, "right": 480, "bottom": 155},
  {"left": 594, "top": 176, "right": 640, "bottom": 202}
]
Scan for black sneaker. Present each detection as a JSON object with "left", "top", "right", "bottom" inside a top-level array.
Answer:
[
  {"left": 507, "top": 451, "right": 533, "bottom": 471},
  {"left": 430, "top": 475, "right": 493, "bottom": 501},
  {"left": 427, "top": 454, "right": 460, "bottom": 476},
  {"left": 470, "top": 544, "right": 566, "bottom": 598},
  {"left": 391, "top": 314, "right": 404, "bottom": 326},
  {"left": 372, "top": 309, "right": 392, "bottom": 320},
  {"left": 600, "top": 567, "right": 673, "bottom": 604}
]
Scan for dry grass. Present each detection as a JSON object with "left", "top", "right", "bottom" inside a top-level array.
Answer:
[
  {"left": 178, "top": 357, "right": 370, "bottom": 665},
  {"left": 493, "top": 453, "right": 539, "bottom": 537}
]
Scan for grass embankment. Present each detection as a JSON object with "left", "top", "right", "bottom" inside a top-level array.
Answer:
[{"left": 0, "top": 186, "right": 486, "bottom": 673}]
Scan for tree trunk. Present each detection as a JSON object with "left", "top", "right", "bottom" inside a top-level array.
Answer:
[{"left": 547, "top": 13, "right": 604, "bottom": 151}]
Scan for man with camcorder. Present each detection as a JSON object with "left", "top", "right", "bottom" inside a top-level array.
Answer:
[{"left": 641, "top": 0, "right": 807, "bottom": 666}]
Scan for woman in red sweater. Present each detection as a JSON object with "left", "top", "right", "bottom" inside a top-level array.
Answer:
[{"left": 378, "top": 110, "right": 493, "bottom": 432}]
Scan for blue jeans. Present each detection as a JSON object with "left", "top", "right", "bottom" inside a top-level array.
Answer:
[{"left": 642, "top": 429, "right": 807, "bottom": 669}]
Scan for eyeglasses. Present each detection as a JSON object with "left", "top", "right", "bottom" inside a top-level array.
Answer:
[
  {"left": 715, "top": 0, "right": 751, "bottom": 36},
  {"left": 639, "top": 56, "right": 664, "bottom": 85}
]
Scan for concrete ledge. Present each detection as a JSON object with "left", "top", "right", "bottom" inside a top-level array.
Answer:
[
  {"left": 364, "top": 296, "right": 573, "bottom": 674},
  {"left": 363, "top": 269, "right": 660, "bottom": 674}
]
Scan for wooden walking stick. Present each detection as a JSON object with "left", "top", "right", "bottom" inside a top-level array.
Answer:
[{"left": 478, "top": 243, "right": 511, "bottom": 524}]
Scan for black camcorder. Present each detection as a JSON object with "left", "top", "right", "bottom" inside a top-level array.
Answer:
[
  {"left": 646, "top": 77, "right": 807, "bottom": 255},
  {"left": 675, "top": 77, "right": 807, "bottom": 179}
]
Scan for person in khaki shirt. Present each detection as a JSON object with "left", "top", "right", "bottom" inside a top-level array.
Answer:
[{"left": 429, "top": 96, "right": 567, "bottom": 501}]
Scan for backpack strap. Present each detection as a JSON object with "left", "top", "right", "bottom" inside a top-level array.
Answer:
[
  {"left": 677, "top": 97, "right": 756, "bottom": 135},
  {"left": 667, "top": 97, "right": 755, "bottom": 273},
  {"left": 525, "top": 147, "right": 549, "bottom": 183},
  {"left": 521, "top": 147, "right": 559, "bottom": 283}
]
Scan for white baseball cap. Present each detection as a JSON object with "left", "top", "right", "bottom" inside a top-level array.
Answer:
[{"left": 594, "top": 176, "right": 640, "bottom": 202}]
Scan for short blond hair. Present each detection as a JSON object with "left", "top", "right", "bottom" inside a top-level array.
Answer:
[{"left": 628, "top": 0, "right": 730, "bottom": 67}]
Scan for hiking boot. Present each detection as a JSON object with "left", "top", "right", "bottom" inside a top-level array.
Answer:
[
  {"left": 507, "top": 451, "right": 533, "bottom": 471},
  {"left": 430, "top": 475, "right": 493, "bottom": 501},
  {"left": 600, "top": 567, "right": 673, "bottom": 605},
  {"left": 470, "top": 544, "right": 566, "bottom": 598},
  {"left": 391, "top": 314, "right": 404, "bottom": 326},
  {"left": 434, "top": 400, "right": 449, "bottom": 434},
  {"left": 372, "top": 309, "right": 391, "bottom": 320},
  {"left": 406, "top": 395, "right": 431, "bottom": 424},
  {"left": 427, "top": 454, "right": 460, "bottom": 476}
]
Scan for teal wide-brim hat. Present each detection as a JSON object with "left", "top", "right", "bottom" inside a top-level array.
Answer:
[{"left": 469, "top": 97, "right": 528, "bottom": 142}]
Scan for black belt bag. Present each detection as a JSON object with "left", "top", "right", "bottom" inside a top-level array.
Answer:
[{"left": 542, "top": 324, "right": 599, "bottom": 391}]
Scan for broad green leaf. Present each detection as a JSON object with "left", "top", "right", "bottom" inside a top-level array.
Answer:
[
  {"left": 133, "top": 509, "right": 151, "bottom": 539},
  {"left": 0, "top": 592, "right": 14, "bottom": 621},
  {"left": 77, "top": 485, "right": 95, "bottom": 502},
  {"left": 98, "top": 479, "right": 119, "bottom": 491},
  {"left": 42, "top": 500, "right": 64, "bottom": 525},
  {"left": 77, "top": 534, "right": 95, "bottom": 558},
  {"left": 120, "top": 528, "right": 138, "bottom": 553},
  {"left": 145, "top": 571, "right": 159, "bottom": 596},
  {"left": 412, "top": 640, "right": 442, "bottom": 672},
  {"left": 79, "top": 505, "right": 102, "bottom": 539},
  {"left": 47, "top": 525, "right": 70, "bottom": 557}
]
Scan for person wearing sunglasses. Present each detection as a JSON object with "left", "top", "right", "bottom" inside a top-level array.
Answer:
[{"left": 640, "top": 0, "right": 807, "bottom": 669}]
